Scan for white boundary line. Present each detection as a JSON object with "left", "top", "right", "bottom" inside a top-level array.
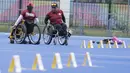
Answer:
[
  {"left": 0, "top": 69, "right": 1, "bottom": 73},
  {"left": 62, "top": 64, "right": 104, "bottom": 68},
  {"left": 1, "top": 32, "right": 130, "bottom": 40},
  {"left": 22, "top": 67, "right": 47, "bottom": 71},
  {"left": 92, "top": 60, "right": 130, "bottom": 65},
  {"left": 65, "top": 53, "right": 130, "bottom": 59},
  {"left": 0, "top": 49, "right": 36, "bottom": 53},
  {"left": 0, "top": 49, "right": 130, "bottom": 59},
  {"left": 76, "top": 59, "right": 130, "bottom": 65},
  {"left": 91, "top": 54, "right": 130, "bottom": 59}
]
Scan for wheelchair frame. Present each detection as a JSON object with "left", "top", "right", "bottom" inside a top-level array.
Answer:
[
  {"left": 12, "top": 20, "right": 41, "bottom": 44},
  {"left": 42, "top": 24, "right": 68, "bottom": 45}
]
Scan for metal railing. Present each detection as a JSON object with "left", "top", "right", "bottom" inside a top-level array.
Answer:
[
  {"left": 0, "top": 0, "right": 130, "bottom": 37},
  {"left": 69, "top": 0, "right": 130, "bottom": 37},
  {"left": 0, "top": 0, "right": 60, "bottom": 32}
]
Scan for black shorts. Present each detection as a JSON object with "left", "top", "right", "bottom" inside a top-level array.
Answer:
[
  {"left": 24, "top": 21, "right": 34, "bottom": 34},
  {"left": 52, "top": 23, "right": 67, "bottom": 36}
]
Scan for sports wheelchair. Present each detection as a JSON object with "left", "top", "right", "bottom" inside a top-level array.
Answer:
[
  {"left": 11, "top": 20, "right": 41, "bottom": 44},
  {"left": 42, "top": 23, "right": 70, "bottom": 45}
]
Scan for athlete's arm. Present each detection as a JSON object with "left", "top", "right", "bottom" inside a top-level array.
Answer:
[
  {"left": 34, "top": 18, "right": 39, "bottom": 24},
  {"left": 44, "top": 14, "right": 50, "bottom": 25},
  {"left": 14, "top": 15, "right": 23, "bottom": 26},
  {"left": 61, "top": 11, "right": 66, "bottom": 23}
]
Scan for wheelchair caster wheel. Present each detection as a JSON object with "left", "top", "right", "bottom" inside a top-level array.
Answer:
[
  {"left": 29, "top": 41, "right": 32, "bottom": 44},
  {"left": 10, "top": 39, "right": 14, "bottom": 44},
  {"left": 65, "top": 43, "right": 68, "bottom": 46},
  {"left": 68, "top": 32, "right": 71, "bottom": 37},
  {"left": 21, "top": 40, "right": 28, "bottom": 44},
  {"left": 54, "top": 43, "right": 56, "bottom": 45},
  {"left": 53, "top": 40, "right": 56, "bottom": 45},
  {"left": 64, "top": 39, "right": 68, "bottom": 46},
  {"left": 35, "top": 42, "right": 40, "bottom": 45}
]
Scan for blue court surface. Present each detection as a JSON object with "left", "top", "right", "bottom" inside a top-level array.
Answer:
[{"left": 0, "top": 33, "right": 130, "bottom": 73}]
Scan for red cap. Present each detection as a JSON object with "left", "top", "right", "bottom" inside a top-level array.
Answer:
[{"left": 27, "top": 2, "right": 34, "bottom": 7}]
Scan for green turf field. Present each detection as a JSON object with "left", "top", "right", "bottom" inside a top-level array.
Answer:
[
  {"left": 84, "top": 28, "right": 130, "bottom": 37},
  {"left": 0, "top": 25, "right": 10, "bottom": 32},
  {"left": 0, "top": 24, "right": 130, "bottom": 37},
  {"left": 71, "top": 27, "right": 130, "bottom": 37}
]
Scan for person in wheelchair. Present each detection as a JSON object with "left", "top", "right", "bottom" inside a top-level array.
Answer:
[
  {"left": 9, "top": 2, "right": 39, "bottom": 44},
  {"left": 44, "top": 3, "right": 71, "bottom": 44}
]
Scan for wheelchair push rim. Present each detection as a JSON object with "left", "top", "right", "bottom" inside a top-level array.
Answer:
[
  {"left": 42, "top": 25, "right": 53, "bottom": 45},
  {"left": 58, "top": 36, "right": 67, "bottom": 45},
  {"left": 28, "top": 24, "right": 41, "bottom": 44},
  {"left": 14, "top": 24, "right": 27, "bottom": 44},
  {"left": 58, "top": 31, "right": 70, "bottom": 45},
  {"left": 43, "top": 34, "right": 52, "bottom": 44}
]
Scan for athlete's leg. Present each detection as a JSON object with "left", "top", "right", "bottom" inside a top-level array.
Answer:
[
  {"left": 9, "top": 28, "right": 15, "bottom": 43},
  {"left": 20, "top": 21, "right": 31, "bottom": 44},
  {"left": 26, "top": 24, "right": 34, "bottom": 34},
  {"left": 61, "top": 23, "right": 67, "bottom": 36},
  {"left": 25, "top": 22, "right": 35, "bottom": 44},
  {"left": 52, "top": 24, "right": 62, "bottom": 35}
]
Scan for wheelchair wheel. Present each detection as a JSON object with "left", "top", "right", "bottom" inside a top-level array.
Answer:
[
  {"left": 28, "top": 24, "right": 41, "bottom": 44},
  {"left": 14, "top": 24, "right": 27, "bottom": 44},
  {"left": 58, "top": 36, "right": 67, "bottom": 45},
  {"left": 42, "top": 25, "right": 53, "bottom": 45},
  {"left": 58, "top": 31, "right": 70, "bottom": 45}
]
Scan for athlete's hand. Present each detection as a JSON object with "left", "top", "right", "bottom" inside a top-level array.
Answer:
[{"left": 12, "top": 25, "right": 17, "bottom": 29}]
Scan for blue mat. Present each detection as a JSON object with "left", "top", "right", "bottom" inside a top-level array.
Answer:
[{"left": 0, "top": 33, "right": 130, "bottom": 73}]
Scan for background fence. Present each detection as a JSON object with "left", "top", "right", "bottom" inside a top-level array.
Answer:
[
  {"left": 70, "top": 0, "right": 130, "bottom": 37},
  {"left": 0, "top": 0, "right": 130, "bottom": 37},
  {"left": 0, "top": 0, "right": 60, "bottom": 32}
]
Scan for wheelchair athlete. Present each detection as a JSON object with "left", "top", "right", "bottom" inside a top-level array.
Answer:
[
  {"left": 9, "top": 2, "right": 39, "bottom": 44},
  {"left": 44, "top": 3, "right": 71, "bottom": 44}
]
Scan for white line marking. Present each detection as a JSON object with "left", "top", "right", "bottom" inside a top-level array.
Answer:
[
  {"left": 91, "top": 54, "right": 130, "bottom": 59},
  {"left": 92, "top": 60, "right": 130, "bottom": 65},
  {"left": 1, "top": 32, "right": 130, "bottom": 40},
  {"left": 90, "top": 65, "right": 105, "bottom": 68},
  {"left": 65, "top": 53, "right": 130, "bottom": 59},
  {"left": 62, "top": 64, "right": 104, "bottom": 68},
  {"left": 22, "top": 68, "right": 47, "bottom": 71},
  {"left": 0, "top": 49, "right": 36, "bottom": 53},
  {"left": 0, "top": 49, "right": 130, "bottom": 59}
]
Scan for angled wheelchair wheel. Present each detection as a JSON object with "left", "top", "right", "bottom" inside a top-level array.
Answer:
[
  {"left": 14, "top": 24, "right": 27, "bottom": 44},
  {"left": 58, "top": 31, "right": 70, "bottom": 45},
  {"left": 58, "top": 36, "right": 67, "bottom": 45},
  {"left": 42, "top": 25, "right": 54, "bottom": 45},
  {"left": 28, "top": 24, "right": 41, "bottom": 44}
]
